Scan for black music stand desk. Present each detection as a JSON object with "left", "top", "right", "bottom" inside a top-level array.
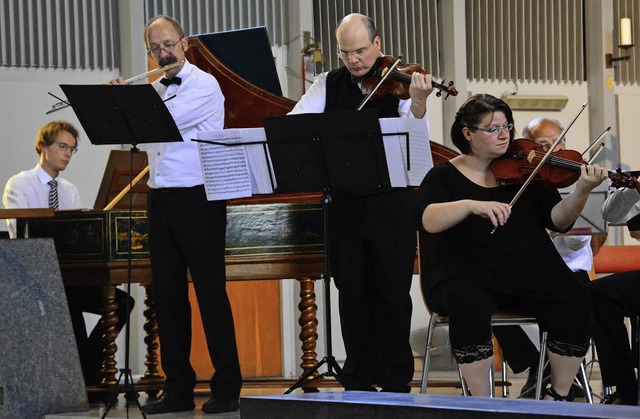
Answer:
[{"left": 60, "top": 84, "right": 182, "bottom": 146}]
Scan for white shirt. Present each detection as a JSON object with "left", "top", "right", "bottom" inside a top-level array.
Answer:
[
  {"left": 2, "top": 165, "right": 82, "bottom": 238},
  {"left": 289, "top": 71, "right": 429, "bottom": 124},
  {"left": 144, "top": 60, "right": 225, "bottom": 188},
  {"left": 552, "top": 234, "right": 593, "bottom": 273},
  {"left": 601, "top": 186, "right": 640, "bottom": 224}
]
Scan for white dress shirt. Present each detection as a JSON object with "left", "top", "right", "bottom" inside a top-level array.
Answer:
[
  {"left": 2, "top": 165, "right": 82, "bottom": 238},
  {"left": 552, "top": 234, "right": 593, "bottom": 273},
  {"left": 601, "top": 186, "right": 640, "bottom": 224},
  {"left": 289, "top": 71, "right": 430, "bottom": 124},
  {"left": 144, "top": 59, "right": 225, "bottom": 189}
]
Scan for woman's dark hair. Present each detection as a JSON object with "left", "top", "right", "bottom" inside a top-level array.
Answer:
[{"left": 450, "top": 93, "right": 514, "bottom": 155}]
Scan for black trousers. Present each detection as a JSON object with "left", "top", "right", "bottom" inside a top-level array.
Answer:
[
  {"left": 588, "top": 270, "right": 640, "bottom": 401},
  {"left": 427, "top": 272, "right": 591, "bottom": 364},
  {"left": 65, "top": 286, "right": 134, "bottom": 385},
  {"left": 328, "top": 189, "right": 416, "bottom": 392},
  {"left": 492, "top": 326, "right": 539, "bottom": 374},
  {"left": 147, "top": 186, "right": 241, "bottom": 400}
]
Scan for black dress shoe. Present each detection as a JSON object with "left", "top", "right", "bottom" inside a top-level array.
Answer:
[
  {"left": 345, "top": 385, "right": 378, "bottom": 392},
  {"left": 600, "top": 392, "right": 636, "bottom": 405},
  {"left": 570, "top": 382, "right": 586, "bottom": 399},
  {"left": 201, "top": 397, "right": 240, "bottom": 414},
  {"left": 141, "top": 394, "right": 195, "bottom": 415},
  {"left": 87, "top": 392, "right": 106, "bottom": 406},
  {"left": 519, "top": 365, "right": 550, "bottom": 398},
  {"left": 380, "top": 385, "right": 410, "bottom": 393}
]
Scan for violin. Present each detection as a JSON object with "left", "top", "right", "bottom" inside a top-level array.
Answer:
[
  {"left": 491, "top": 138, "right": 638, "bottom": 189},
  {"left": 361, "top": 55, "right": 459, "bottom": 101}
]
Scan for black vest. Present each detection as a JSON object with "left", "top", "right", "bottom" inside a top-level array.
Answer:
[{"left": 325, "top": 66, "right": 400, "bottom": 116}]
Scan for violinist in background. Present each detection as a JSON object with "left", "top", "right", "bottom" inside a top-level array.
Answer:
[
  {"left": 417, "top": 94, "right": 608, "bottom": 399},
  {"left": 601, "top": 170, "right": 640, "bottom": 223},
  {"left": 493, "top": 117, "right": 593, "bottom": 399},
  {"left": 289, "top": 12, "right": 435, "bottom": 392},
  {"left": 585, "top": 173, "right": 640, "bottom": 405},
  {"left": 628, "top": 212, "right": 640, "bottom": 240}
]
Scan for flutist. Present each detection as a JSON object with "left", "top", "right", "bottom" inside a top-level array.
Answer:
[{"left": 106, "top": 15, "right": 242, "bottom": 415}]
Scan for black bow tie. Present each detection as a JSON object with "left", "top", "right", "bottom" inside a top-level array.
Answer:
[{"left": 160, "top": 76, "right": 182, "bottom": 86}]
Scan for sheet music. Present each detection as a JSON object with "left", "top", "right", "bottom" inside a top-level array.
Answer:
[
  {"left": 196, "top": 129, "right": 274, "bottom": 201},
  {"left": 241, "top": 128, "right": 276, "bottom": 194},
  {"left": 197, "top": 117, "right": 432, "bottom": 199},
  {"left": 379, "top": 125, "right": 407, "bottom": 188},
  {"left": 379, "top": 117, "right": 433, "bottom": 186}
]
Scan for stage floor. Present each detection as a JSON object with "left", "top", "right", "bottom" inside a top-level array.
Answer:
[
  {"left": 43, "top": 369, "right": 635, "bottom": 419},
  {"left": 242, "top": 391, "right": 639, "bottom": 419}
]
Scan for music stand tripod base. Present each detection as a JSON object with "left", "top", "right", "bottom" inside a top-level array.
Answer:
[
  {"left": 285, "top": 192, "right": 345, "bottom": 394},
  {"left": 101, "top": 368, "right": 146, "bottom": 419}
]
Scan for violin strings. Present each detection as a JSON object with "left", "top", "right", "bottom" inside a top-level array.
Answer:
[
  {"left": 531, "top": 150, "right": 623, "bottom": 179},
  {"left": 531, "top": 151, "right": 583, "bottom": 171}
]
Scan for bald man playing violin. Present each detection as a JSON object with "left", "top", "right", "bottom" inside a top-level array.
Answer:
[
  {"left": 289, "top": 13, "right": 435, "bottom": 393},
  {"left": 293, "top": 13, "right": 435, "bottom": 118}
]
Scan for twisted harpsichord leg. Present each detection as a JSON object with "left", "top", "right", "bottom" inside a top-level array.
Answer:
[
  {"left": 138, "top": 284, "right": 163, "bottom": 397},
  {"left": 297, "top": 277, "right": 319, "bottom": 391},
  {"left": 99, "top": 285, "right": 119, "bottom": 386}
]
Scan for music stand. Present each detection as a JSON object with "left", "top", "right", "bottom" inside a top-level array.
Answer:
[
  {"left": 61, "top": 83, "right": 182, "bottom": 418},
  {"left": 558, "top": 184, "right": 608, "bottom": 234},
  {"left": 263, "top": 110, "right": 391, "bottom": 393}
]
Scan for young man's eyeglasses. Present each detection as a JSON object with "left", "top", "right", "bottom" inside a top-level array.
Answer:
[
  {"left": 54, "top": 142, "right": 78, "bottom": 154},
  {"left": 147, "top": 39, "right": 182, "bottom": 56},
  {"left": 473, "top": 123, "right": 514, "bottom": 136}
]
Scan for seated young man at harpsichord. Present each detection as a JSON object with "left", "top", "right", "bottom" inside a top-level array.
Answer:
[{"left": 2, "top": 120, "right": 134, "bottom": 390}]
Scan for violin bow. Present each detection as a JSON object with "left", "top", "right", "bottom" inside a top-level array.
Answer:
[
  {"left": 356, "top": 54, "right": 403, "bottom": 110},
  {"left": 491, "top": 102, "right": 589, "bottom": 234},
  {"left": 582, "top": 126, "right": 610, "bottom": 164},
  {"left": 587, "top": 143, "right": 606, "bottom": 165}
]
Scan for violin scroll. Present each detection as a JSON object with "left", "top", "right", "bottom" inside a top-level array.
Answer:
[
  {"left": 610, "top": 168, "right": 638, "bottom": 189},
  {"left": 434, "top": 79, "right": 459, "bottom": 99}
]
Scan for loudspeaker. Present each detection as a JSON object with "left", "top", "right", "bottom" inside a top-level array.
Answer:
[{"left": 0, "top": 238, "right": 87, "bottom": 418}]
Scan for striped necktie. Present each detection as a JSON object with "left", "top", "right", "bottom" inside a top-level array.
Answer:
[{"left": 48, "top": 179, "right": 59, "bottom": 210}]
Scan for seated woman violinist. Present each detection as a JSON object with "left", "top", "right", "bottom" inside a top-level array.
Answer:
[{"left": 416, "top": 93, "right": 608, "bottom": 400}]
